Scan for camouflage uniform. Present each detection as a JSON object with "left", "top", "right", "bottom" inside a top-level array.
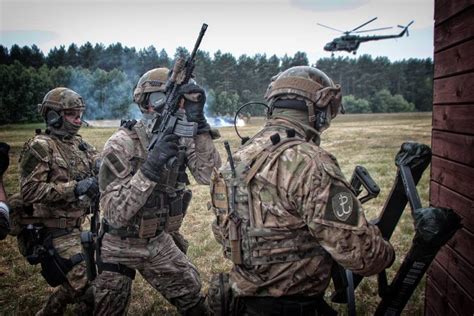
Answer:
[
  {"left": 94, "top": 118, "right": 221, "bottom": 315},
  {"left": 19, "top": 129, "right": 99, "bottom": 315},
  {"left": 17, "top": 87, "right": 99, "bottom": 316},
  {"left": 208, "top": 66, "right": 394, "bottom": 315}
]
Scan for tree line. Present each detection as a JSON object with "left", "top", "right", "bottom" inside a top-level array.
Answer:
[{"left": 0, "top": 43, "right": 433, "bottom": 124}]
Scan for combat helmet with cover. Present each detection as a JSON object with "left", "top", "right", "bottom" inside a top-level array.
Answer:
[
  {"left": 38, "top": 87, "right": 86, "bottom": 136},
  {"left": 264, "top": 66, "right": 342, "bottom": 132},
  {"left": 133, "top": 67, "right": 169, "bottom": 112}
]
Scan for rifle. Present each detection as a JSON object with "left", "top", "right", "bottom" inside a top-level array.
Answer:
[
  {"left": 331, "top": 142, "right": 462, "bottom": 316},
  {"left": 148, "top": 23, "right": 208, "bottom": 151}
]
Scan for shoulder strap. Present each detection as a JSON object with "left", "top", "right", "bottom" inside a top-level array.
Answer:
[{"left": 244, "top": 135, "right": 305, "bottom": 184}]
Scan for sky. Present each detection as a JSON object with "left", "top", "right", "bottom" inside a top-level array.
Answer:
[{"left": 0, "top": 0, "right": 434, "bottom": 62}]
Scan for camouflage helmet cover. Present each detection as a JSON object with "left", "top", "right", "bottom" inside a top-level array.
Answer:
[
  {"left": 133, "top": 67, "right": 170, "bottom": 107},
  {"left": 38, "top": 87, "right": 85, "bottom": 118},
  {"left": 264, "top": 66, "right": 342, "bottom": 119}
]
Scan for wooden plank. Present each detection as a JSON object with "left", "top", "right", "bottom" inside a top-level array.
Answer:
[
  {"left": 448, "top": 228, "right": 474, "bottom": 266},
  {"left": 430, "top": 181, "right": 474, "bottom": 232},
  {"left": 425, "top": 278, "right": 448, "bottom": 316},
  {"left": 434, "top": 6, "right": 474, "bottom": 52},
  {"left": 435, "top": 1, "right": 473, "bottom": 25},
  {"left": 432, "top": 130, "right": 474, "bottom": 166},
  {"left": 434, "top": 245, "right": 474, "bottom": 295},
  {"left": 431, "top": 156, "right": 474, "bottom": 200},
  {"left": 429, "top": 259, "right": 474, "bottom": 315},
  {"left": 433, "top": 72, "right": 474, "bottom": 104},
  {"left": 434, "top": 39, "right": 474, "bottom": 78},
  {"left": 432, "top": 104, "right": 474, "bottom": 135}
]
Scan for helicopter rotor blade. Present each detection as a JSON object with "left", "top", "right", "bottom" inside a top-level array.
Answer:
[
  {"left": 354, "top": 27, "right": 393, "bottom": 33},
  {"left": 317, "top": 23, "right": 344, "bottom": 33},
  {"left": 349, "top": 17, "right": 378, "bottom": 33}
]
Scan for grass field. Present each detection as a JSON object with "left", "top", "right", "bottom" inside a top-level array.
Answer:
[{"left": 0, "top": 112, "right": 432, "bottom": 315}]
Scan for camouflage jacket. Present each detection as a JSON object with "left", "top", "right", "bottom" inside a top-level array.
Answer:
[
  {"left": 19, "top": 132, "right": 99, "bottom": 220},
  {"left": 210, "top": 115, "right": 394, "bottom": 297},
  {"left": 99, "top": 120, "right": 221, "bottom": 228}
]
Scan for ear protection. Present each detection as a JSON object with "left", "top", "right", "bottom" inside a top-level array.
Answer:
[{"left": 46, "top": 110, "right": 63, "bottom": 128}]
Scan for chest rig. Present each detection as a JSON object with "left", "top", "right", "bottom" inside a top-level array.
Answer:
[
  {"left": 121, "top": 121, "right": 191, "bottom": 239},
  {"left": 210, "top": 128, "right": 326, "bottom": 267},
  {"left": 19, "top": 133, "right": 94, "bottom": 221}
]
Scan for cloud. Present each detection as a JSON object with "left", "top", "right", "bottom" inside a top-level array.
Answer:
[
  {"left": 291, "top": 0, "right": 369, "bottom": 11},
  {"left": 0, "top": 30, "right": 58, "bottom": 48}
]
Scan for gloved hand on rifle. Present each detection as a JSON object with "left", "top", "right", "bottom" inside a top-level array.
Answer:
[
  {"left": 75, "top": 177, "right": 99, "bottom": 199},
  {"left": 178, "top": 83, "right": 210, "bottom": 134},
  {"left": 141, "top": 134, "right": 179, "bottom": 183}
]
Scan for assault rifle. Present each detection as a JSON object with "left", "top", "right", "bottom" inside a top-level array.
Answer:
[
  {"left": 148, "top": 23, "right": 208, "bottom": 151},
  {"left": 332, "top": 142, "right": 461, "bottom": 316}
]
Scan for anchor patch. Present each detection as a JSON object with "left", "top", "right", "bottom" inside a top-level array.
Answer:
[
  {"left": 324, "top": 184, "right": 359, "bottom": 226},
  {"left": 332, "top": 192, "right": 353, "bottom": 222}
]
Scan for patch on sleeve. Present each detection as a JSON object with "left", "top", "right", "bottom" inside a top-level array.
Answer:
[
  {"left": 324, "top": 184, "right": 359, "bottom": 226},
  {"left": 107, "top": 152, "right": 126, "bottom": 174},
  {"left": 31, "top": 142, "right": 49, "bottom": 160}
]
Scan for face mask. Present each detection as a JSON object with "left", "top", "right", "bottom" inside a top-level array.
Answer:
[
  {"left": 63, "top": 120, "right": 82, "bottom": 136},
  {"left": 141, "top": 112, "right": 158, "bottom": 137}
]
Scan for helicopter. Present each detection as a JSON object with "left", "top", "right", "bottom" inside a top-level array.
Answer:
[{"left": 319, "top": 17, "right": 414, "bottom": 55}]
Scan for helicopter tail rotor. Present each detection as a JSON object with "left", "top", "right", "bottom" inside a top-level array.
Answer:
[{"left": 398, "top": 21, "right": 414, "bottom": 36}]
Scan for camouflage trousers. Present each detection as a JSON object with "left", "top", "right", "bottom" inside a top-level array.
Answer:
[
  {"left": 93, "top": 231, "right": 203, "bottom": 315},
  {"left": 36, "top": 229, "right": 93, "bottom": 316}
]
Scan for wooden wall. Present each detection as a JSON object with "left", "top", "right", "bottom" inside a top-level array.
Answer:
[{"left": 426, "top": 1, "right": 474, "bottom": 315}]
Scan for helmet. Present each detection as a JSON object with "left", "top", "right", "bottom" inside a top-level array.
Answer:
[
  {"left": 38, "top": 87, "right": 86, "bottom": 135},
  {"left": 264, "top": 66, "right": 342, "bottom": 131},
  {"left": 133, "top": 67, "right": 169, "bottom": 112},
  {"left": 38, "top": 87, "right": 85, "bottom": 118}
]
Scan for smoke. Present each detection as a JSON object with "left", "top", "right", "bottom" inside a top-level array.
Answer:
[{"left": 66, "top": 68, "right": 134, "bottom": 121}]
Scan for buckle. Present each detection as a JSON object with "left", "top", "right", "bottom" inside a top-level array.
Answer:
[{"left": 59, "top": 218, "right": 67, "bottom": 229}]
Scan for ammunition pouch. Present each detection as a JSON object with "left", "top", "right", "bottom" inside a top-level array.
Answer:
[
  {"left": 80, "top": 231, "right": 97, "bottom": 281},
  {"left": 110, "top": 189, "right": 192, "bottom": 240},
  {"left": 17, "top": 225, "right": 84, "bottom": 287}
]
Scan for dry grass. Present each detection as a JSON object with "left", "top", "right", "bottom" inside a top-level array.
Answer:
[{"left": 0, "top": 112, "right": 432, "bottom": 315}]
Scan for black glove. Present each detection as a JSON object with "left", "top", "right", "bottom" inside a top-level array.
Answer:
[
  {"left": 0, "top": 213, "right": 9, "bottom": 240},
  {"left": 74, "top": 177, "right": 99, "bottom": 199},
  {"left": 0, "top": 142, "right": 10, "bottom": 177},
  {"left": 178, "top": 83, "right": 210, "bottom": 134},
  {"left": 141, "top": 134, "right": 179, "bottom": 182}
]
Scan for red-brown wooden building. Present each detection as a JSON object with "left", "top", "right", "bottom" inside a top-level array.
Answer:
[{"left": 426, "top": 1, "right": 474, "bottom": 315}]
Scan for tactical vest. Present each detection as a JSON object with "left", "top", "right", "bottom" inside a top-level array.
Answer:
[
  {"left": 115, "top": 122, "right": 190, "bottom": 239},
  {"left": 18, "top": 133, "right": 94, "bottom": 224},
  {"left": 210, "top": 130, "right": 326, "bottom": 267}
]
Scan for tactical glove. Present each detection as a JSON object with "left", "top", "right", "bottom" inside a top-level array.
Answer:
[
  {"left": 75, "top": 177, "right": 99, "bottom": 199},
  {"left": 0, "top": 142, "right": 10, "bottom": 177},
  {"left": 141, "top": 134, "right": 179, "bottom": 183},
  {"left": 178, "top": 83, "right": 210, "bottom": 134}
]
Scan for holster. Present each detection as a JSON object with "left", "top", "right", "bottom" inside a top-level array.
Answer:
[
  {"left": 39, "top": 234, "right": 84, "bottom": 287},
  {"left": 18, "top": 225, "right": 84, "bottom": 287}
]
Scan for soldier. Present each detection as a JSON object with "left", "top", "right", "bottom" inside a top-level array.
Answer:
[
  {"left": 208, "top": 66, "right": 395, "bottom": 315},
  {"left": 0, "top": 142, "right": 11, "bottom": 240},
  {"left": 18, "top": 88, "right": 100, "bottom": 315},
  {"left": 94, "top": 67, "right": 221, "bottom": 315}
]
